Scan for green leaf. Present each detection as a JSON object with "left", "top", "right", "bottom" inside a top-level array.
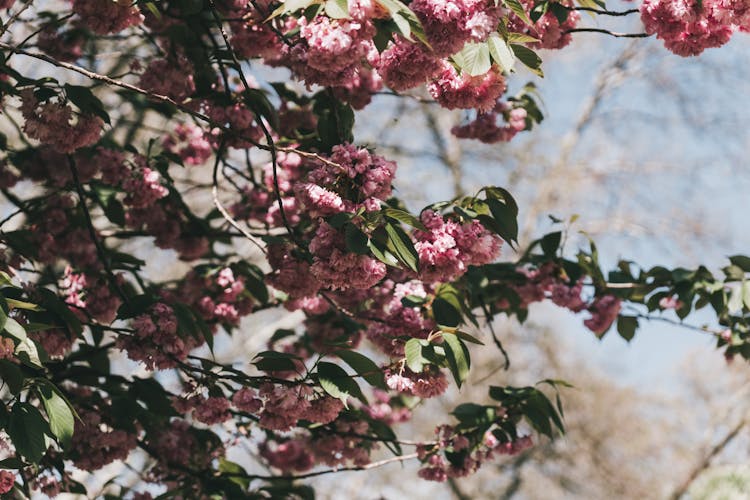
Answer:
[
  {"left": 383, "top": 207, "right": 427, "bottom": 231},
  {"left": 344, "top": 223, "right": 370, "bottom": 255},
  {"left": 729, "top": 255, "right": 750, "bottom": 272},
  {"left": 451, "top": 330, "right": 485, "bottom": 345},
  {"left": 432, "top": 297, "right": 462, "bottom": 328},
  {"left": 15, "top": 337, "right": 43, "bottom": 368},
  {"left": 64, "top": 84, "right": 110, "bottom": 124},
  {"left": 404, "top": 338, "right": 425, "bottom": 373},
  {"left": 504, "top": 0, "right": 534, "bottom": 25},
  {"left": 5, "top": 298, "right": 42, "bottom": 311},
  {"left": 253, "top": 351, "right": 300, "bottom": 372},
  {"left": 616, "top": 315, "right": 638, "bottom": 342},
  {"left": 0, "top": 360, "right": 23, "bottom": 394},
  {"left": 728, "top": 284, "right": 744, "bottom": 314},
  {"left": 268, "top": 0, "right": 317, "bottom": 19},
  {"left": 376, "top": 0, "right": 429, "bottom": 45},
  {"left": 9, "top": 403, "right": 51, "bottom": 463},
  {"left": 540, "top": 231, "right": 562, "bottom": 257},
  {"left": 488, "top": 34, "right": 515, "bottom": 73},
  {"left": 324, "top": 0, "right": 349, "bottom": 18},
  {"left": 38, "top": 382, "right": 75, "bottom": 448},
  {"left": 104, "top": 197, "right": 126, "bottom": 226},
  {"left": 368, "top": 235, "right": 401, "bottom": 268},
  {"left": 507, "top": 32, "right": 541, "bottom": 43},
  {"left": 384, "top": 223, "right": 419, "bottom": 273},
  {"left": 335, "top": 350, "right": 387, "bottom": 389},
  {"left": 3, "top": 316, "right": 26, "bottom": 342},
  {"left": 317, "top": 361, "right": 367, "bottom": 406},
  {"left": 443, "top": 334, "right": 470, "bottom": 388},
  {"left": 486, "top": 198, "right": 519, "bottom": 245},
  {"left": 453, "top": 42, "right": 491, "bottom": 77},
  {"left": 510, "top": 44, "right": 543, "bottom": 77},
  {"left": 219, "top": 458, "right": 250, "bottom": 490}
]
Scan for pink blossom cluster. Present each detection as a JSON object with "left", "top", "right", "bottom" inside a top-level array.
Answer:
[
  {"left": 19, "top": 147, "right": 97, "bottom": 187},
  {"left": 31, "top": 195, "right": 99, "bottom": 268},
  {"left": 376, "top": 38, "right": 443, "bottom": 92},
  {"left": 29, "top": 328, "right": 75, "bottom": 358},
  {"left": 507, "top": 0, "right": 581, "bottom": 50},
  {"left": 61, "top": 267, "right": 123, "bottom": 324},
  {"left": 365, "top": 279, "right": 435, "bottom": 356},
  {"left": 192, "top": 396, "right": 232, "bottom": 425},
  {"left": 139, "top": 55, "right": 196, "bottom": 101},
  {"left": 452, "top": 104, "right": 528, "bottom": 143},
  {"left": 37, "top": 25, "right": 85, "bottom": 62},
  {"left": 266, "top": 243, "right": 322, "bottom": 299},
  {"left": 117, "top": 303, "right": 197, "bottom": 370},
  {"left": 232, "top": 387, "right": 263, "bottom": 413},
  {"left": 0, "top": 0, "right": 15, "bottom": 9},
  {"left": 429, "top": 65, "right": 507, "bottom": 112},
  {"left": 363, "top": 389, "right": 413, "bottom": 424},
  {"left": 417, "top": 426, "right": 533, "bottom": 482},
  {"left": 150, "top": 419, "right": 222, "bottom": 476},
  {"left": 409, "top": 0, "right": 500, "bottom": 57},
  {"left": 201, "top": 98, "right": 264, "bottom": 149},
  {"left": 583, "top": 295, "right": 622, "bottom": 336},
  {"left": 256, "top": 383, "right": 344, "bottom": 430},
  {"left": 500, "top": 263, "right": 621, "bottom": 336},
  {"left": 286, "top": 16, "right": 376, "bottom": 88},
  {"left": 0, "top": 338, "right": 14, "bottom": 359},
  {"left": 122, "top": 166, "right": 169, "bottom": 209},
  {"left": 308, "top": 419, "right": 373, "bottom": 466},
  {"left": 231, "top": 151, "right": 306, "bottom": 228},
  {"left": 231, "top": 18, "right": 282, "bottom": 60},
  {"left": 385, "top": 365, "right": 449, "bottom": 399},
  {"left": 0, "top": 471, "right": 14, "bottom": 495},
  {"left": 295, "top": 143, "right": 397, "bottom": 216},
  {"left": 70, "top": 407, "right": 138, "bottom": 471},
  {"left": 414, "top": 210, "right": 502, "bottom": 283},
  {"left": 71, "top": 0, "right": 144, "bottom": 34},
  {"left": 260, "top": 419, "right": 374, "bottom": 473},
  {"left": 95, "top": 150, "right": 210, "bottom": 260},
  {"left": 19, "top": 89, "right": 103, "bottom": 153},
  {"left": 331, "top": 67, "right": 383, "bottom": 110},
  {"left": 640, "top": 0, "right": 735, "bottom": 55},
  {"left": 169, "top": 267, "right": 255, "bottom": 327},
  {"left": 162, "top": 122, "right": 213, "bottom": 165},
  {"left": 309, "top": 222, "right": 387, "bottom": 290},
  {"left": 260, "top": 439, "right": 315, "bottom": 472}
]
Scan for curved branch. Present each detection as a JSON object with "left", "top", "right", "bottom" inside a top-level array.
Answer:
[{"left": 565, "top": 28, "right": 651, "bottom": 38}]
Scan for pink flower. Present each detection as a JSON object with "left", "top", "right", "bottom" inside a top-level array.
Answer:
[
  {"left": 584, "top": 295, "right": 622, "bottom": 336},
  {"left": 640, "top": 0, "right": 734, "bottom": 56},
  {"left": 163, "top": 123, "right": 213, "bottom": 165},
  {"left": 72, "top": 0, "right": 143, "bottom": 34},
  {"left": 377, "top": 39, "right": 443, "bottom": 91},
  {"left": 0, "top": 470, "right": 15, "bottom": 494},
  {"left": 193, "top": 397, "right": 232, "bottom": 425},
  {"left": 429, "top": 65, "right": 507, "bottom": 112},
  {"left": 20, "top": 90, "right": 103, "bottom": 153},
  {"left": 232, "top": 387, "right": 263, "bottom": 413}
]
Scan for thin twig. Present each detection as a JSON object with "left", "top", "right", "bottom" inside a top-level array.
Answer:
[
  {"left": 565, "top": 28, "right": 651, "bottom": 38},
  {"left": 67, "top": 155, "right": 130, "bottom": 305},
  {"left": 211, "top": 140, "right": 267, "bottom": 254}
]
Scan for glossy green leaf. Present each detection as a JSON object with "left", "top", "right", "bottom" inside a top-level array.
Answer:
[
  {"left": 317, "top": 361, "right": 367, "bottom": 406},
  {"left": 335, "top": 350, "right": 387, "bottom": 389}
]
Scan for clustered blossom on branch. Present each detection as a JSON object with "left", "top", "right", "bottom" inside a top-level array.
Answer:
[
  {"left": 640, "top": 0, "right": 748, "bottom": 55},
  {"left": 0, "top": 0, "right": 748, "bottom": 496}
]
